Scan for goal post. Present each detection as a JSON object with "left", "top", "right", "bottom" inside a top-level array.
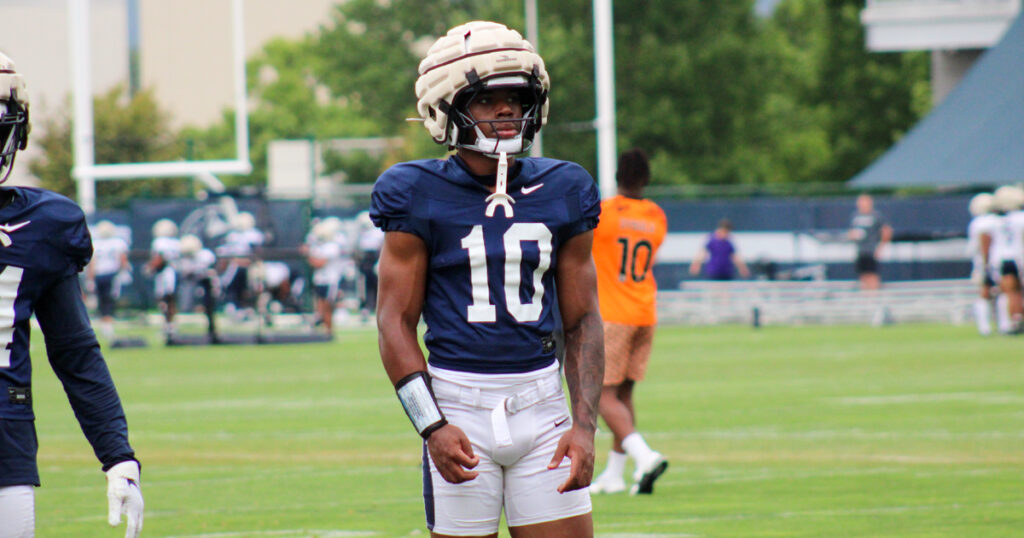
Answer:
[{"left": 68, "top": 0, "right": 251, "bottom": 215}]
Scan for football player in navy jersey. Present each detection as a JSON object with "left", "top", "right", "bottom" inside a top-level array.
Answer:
[
  {"left": 371, "top": 21, "right": 604, "bottom": 538},
  {"left": 0, "top": 52, "right": 143, "bottom": 538}
]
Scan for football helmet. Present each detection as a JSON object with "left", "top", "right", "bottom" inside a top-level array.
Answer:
[
  {"left": 232, "top": 211, "right": 256, "bottom": 232},
  {"left": 993, "top": 185, "right": 1024, "bottom": 213},
  {"left": 415, "top": 21, "right": 549, "bottom": 157},
  {"left": 312, "top": 216, "right": 341, "bottom": 242},
  {"left": 152, "top": 219, "right": 178, "bottom": 239},
  {"left": 180, "top": 234, "right": 203, "bottom": 256},
  {"left": 968, "top": 193, "right": 994, "bottom": 217},
  {"left": 95, "top": 220, "right": 117, "bottom": 240},
  {"left": 0, "top": 52, "right": 30, "bottom": 184}
]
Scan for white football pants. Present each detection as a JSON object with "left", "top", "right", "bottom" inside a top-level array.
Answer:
[{"left": 0, "top": 485, "right": 35, "bottom": 538}]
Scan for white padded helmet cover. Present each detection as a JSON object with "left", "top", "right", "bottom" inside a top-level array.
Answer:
[
  {"left": 968, "top": 193, "right": 994, "bottom": 217},
  {"left": 0, "top": 52, "right": 28, "bottom": 107},
  {"left": 152, "top": 218, "right": 178, "bottom": 238},
  {"left": 180, "top": 234, "right": 203, "bottom": 255},
  {"left": 993, "top": 185, "right": 1024, "bottom": 213},
  {"left": 415, "top": 21, "right": 549, "bottom": 145}
]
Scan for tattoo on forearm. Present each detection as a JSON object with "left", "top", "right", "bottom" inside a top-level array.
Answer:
[{"left": 563, "top": 311, "right": 604, "bottom": 432}]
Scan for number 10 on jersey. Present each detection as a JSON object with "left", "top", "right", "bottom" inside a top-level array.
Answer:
[{"left": 460, "top": 223, "right": 552, "bottom": 323}]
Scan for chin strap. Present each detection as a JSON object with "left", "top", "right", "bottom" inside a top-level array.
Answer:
[{"left": 484, "top": 152, "right": 515, "bottom": 218}]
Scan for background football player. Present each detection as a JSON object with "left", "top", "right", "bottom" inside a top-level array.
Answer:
[
  {"left": 965, "top": 192, "right": 1000, "bottom": 335},
  {"left": 87, "top": 219, "right": 131, "bottom": 341},
  {"left": 371, "top": 21, "right": 604, "bottom": 538},
  {"left": 590, "top": 148, "right": 669, "bottom": 496},
  {"left": 0, "top": 51, "right": 143, "bottom": 538},
  {"left": 989, "top": 185, "right": 1024, "bottom": 333},
  {"left": 177, "top": 234, "right": 219, "bottom": 342},
  {"left": 146, "top": 217, "right": 181, "bottom": 340}
]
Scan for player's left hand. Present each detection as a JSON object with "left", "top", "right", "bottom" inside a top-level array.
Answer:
[
  {"left": 548, "top": 424, "right": 595, "bottom": 493},
  {"left": 106, "top": 460, "right": 144, "bottom": 538}
]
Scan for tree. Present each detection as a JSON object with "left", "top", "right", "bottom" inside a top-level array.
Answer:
[
  {"left": 185, "top": 0, "right": 527, "bottom": 186},
  {"left": 184, "top": 0, "right": 931, "bottom": 191},
  {"left": 28, "top": 86, "right": 188, "bottom": 202},
  {"left": 814, "top": 0, "right": 930, "bottom": 183}
]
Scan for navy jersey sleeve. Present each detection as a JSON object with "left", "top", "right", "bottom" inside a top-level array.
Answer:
[
  {"left": 42, "top": 192, "right": 94, "bottom": 274},
  {"left": 36, "top": 275, "right": 135, "bottom": 470},
  {"left": 562, "top": 163, "right": 601, "bottom": 239},
  {"left": 370, "top": 164, "right": 429, "bottom": 239}
]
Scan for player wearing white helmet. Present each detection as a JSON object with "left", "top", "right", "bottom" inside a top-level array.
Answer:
[
  {"left": 989, "top": 185, "right": 1024, "bottom": 333},
  {"left": 966, "top": 193, "right": 1000, "bottom": 335},
  {"left": 216, "top": 211, "right": 265, "bottom": 319},
  {"left": 372, "top": 21, "right": 602, "bottom": 537},
  {"left": 147, "top": 218, "right": 181, "bottom": 339},
  {"left": 177, "top": 234, "right": 219, "bottom": 343},
  {"left": 0, "top": 52, "right": 143, "bottom": 538},
  {"left": 304, "top": 217, "right": 349, "bottom": 335},
  {"left": 87, "top": 220, "right": 131, "bottom": 341}
]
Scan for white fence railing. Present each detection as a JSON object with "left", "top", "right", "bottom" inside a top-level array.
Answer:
[{"left": 657, "top": 279, "right": 977, "bottom": 326}]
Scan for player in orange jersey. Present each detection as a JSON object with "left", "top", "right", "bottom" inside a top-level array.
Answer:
[{"left": 589, "top": 149, "right": 669, "bottom": 495}]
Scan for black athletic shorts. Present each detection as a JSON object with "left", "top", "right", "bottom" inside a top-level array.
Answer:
[{"left": 855, "top": 253, "right": 878, "bottom": 275}]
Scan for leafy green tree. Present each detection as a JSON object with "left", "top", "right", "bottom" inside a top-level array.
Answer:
[
  {"left": 185, "top": 0, "right": 526, "bottom": 186},
  {"left": 814, "top": 0, "right": 930, "bottom": 183},
  {"left": 185, "top": 0, "right": 931, "bottom": 191},
  {"left": 28, "top": 86, "right": 187, "bottom": 202}
]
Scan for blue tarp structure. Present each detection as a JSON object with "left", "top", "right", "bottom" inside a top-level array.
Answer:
[{"left": 848, "top": 13, "right": 1024, "bottom": 189}]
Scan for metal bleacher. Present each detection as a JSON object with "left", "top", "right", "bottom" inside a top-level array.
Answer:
[{"left": 657, "top": 279, "right": 977, "bottom": 326}]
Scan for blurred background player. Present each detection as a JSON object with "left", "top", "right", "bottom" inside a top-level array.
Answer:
[
  {"left": 966, "top": 193, "right": 1000, "bottom": 336},
  {"left": 0, "top": 50, "right": 143, "bottom": 538},
  {"left": 86, "top": 220, "right": 130, "bottom": 341},
  {"left": 216, "top": 211, "right": 264, "bottom": 320},
  {"left": 354, "top": 211, "right": 384, "bottom": 321},
  {"left": 848, "top": 193, "right": 892, "bottom": 291},
  {"left": 689, "top": 218, "right": 750, "bottom": 281},
  {"left": 177, "top": 234, "right": 219, "bottom": 342},
  {"left": 254, "top": 259, "right": 303, "bottom": 323},
  {"left": 590, "top": 149, "right": 669, "bottom": 496},
  {"left": 147, "top": 218, "right": 181, "bottom": 340},
  {"left": 990, "top": 185, "right": 1024, "bottom": 333},
  {"left": 304, "top": 217, "right": 346, "bottom": 336}
]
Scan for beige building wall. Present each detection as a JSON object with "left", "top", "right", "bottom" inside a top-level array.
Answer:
[{"left": 139, "top": 0, "right": 339, "bottom": 129}]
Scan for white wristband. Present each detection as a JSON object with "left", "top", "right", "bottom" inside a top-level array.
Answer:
[{"left": 395, "top": 371, "right": 447, "bottom": 439}]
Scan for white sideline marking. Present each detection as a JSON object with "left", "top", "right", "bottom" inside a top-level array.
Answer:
[
  {"left": 634, "top": 428, "right": 1024, "bottom": 441},
  {"left": 598, "top": 534, "right": 700, "bottom": 537},
  {"left": 832, "top": 392, "right": 1024, "bottom": 405},
  {"left": 599, "top": 499, "right": 1024, "bottom": 528},
  {"left": 163, "top": 531, "right": 377, "bottom": 538},
  {"left": 125, "top": 396, "right": 394, "bottom": 413}
]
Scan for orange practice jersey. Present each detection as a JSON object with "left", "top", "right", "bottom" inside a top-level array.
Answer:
[{"left": 592, "top": 195, "right": 668, "bottom": 325}]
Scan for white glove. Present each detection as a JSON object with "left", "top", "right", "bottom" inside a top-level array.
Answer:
[{"left": 106, "top": 460, "right": 144, "bottom": 538}]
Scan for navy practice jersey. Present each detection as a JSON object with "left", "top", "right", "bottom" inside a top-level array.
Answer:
[
  {"left": 371, "top": 157, "right": 600, "bottom": 374},
  {"left": 0, "top": 187, "right": 135, "bottom": 486}
]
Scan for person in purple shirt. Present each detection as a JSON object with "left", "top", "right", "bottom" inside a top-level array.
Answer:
[{"left": 689, "top": 219, "right": 750, "bottom": 280}]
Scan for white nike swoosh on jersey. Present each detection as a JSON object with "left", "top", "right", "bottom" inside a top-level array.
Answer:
[
  {"left": 0, "top": 221, "right": 29, "bottom": 248},
  {"left": 0, "top": 221, "right": 30, "bottom": 233},
  {"left": 521, "top": 183, "right": 544, "bottom": 195}
]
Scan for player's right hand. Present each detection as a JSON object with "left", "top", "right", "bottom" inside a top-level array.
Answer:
[
  {"left": 427, "top": 424, "right": 480, "bottom": 484},
  {"left": 106, "top": 460, "right": 144, "bottom": 538}
]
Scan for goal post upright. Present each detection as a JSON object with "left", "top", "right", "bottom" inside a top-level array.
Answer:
[{"left": 68, "top": 0, "right": 252, "bottom": 216}]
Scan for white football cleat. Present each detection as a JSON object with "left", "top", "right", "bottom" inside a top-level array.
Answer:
[
  {"left": 589, "top": 470, "right": 627, "bottom": 494},
  {"left": 630, "top": 452, "right": 668, "bottom": 495}
]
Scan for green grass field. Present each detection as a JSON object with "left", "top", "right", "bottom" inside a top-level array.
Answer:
[{"left": 30, "top": 323, "right": 1024, "bottom": 537}]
